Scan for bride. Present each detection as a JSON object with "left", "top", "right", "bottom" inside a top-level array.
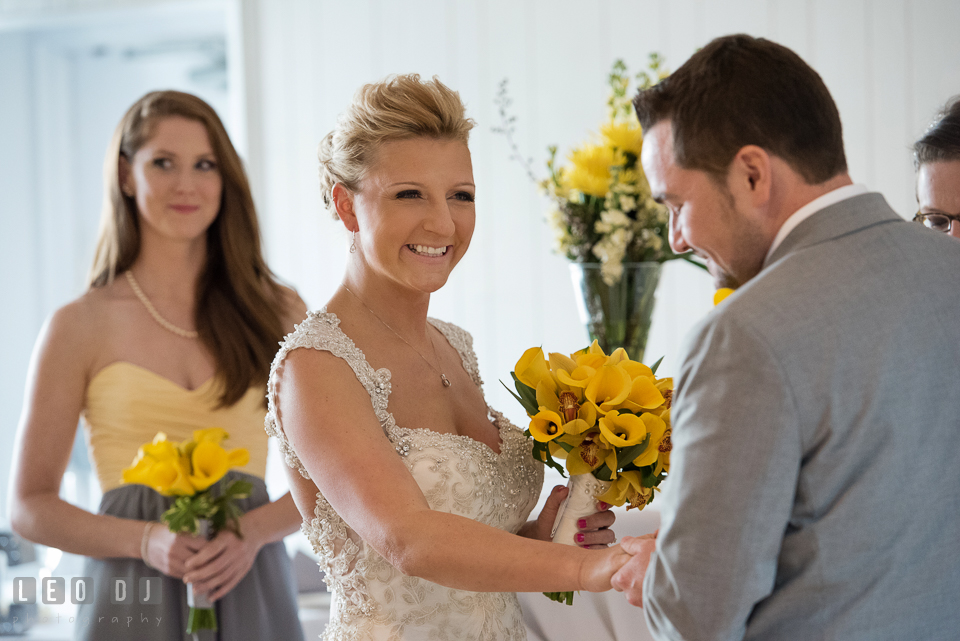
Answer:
[{"left": 266, "top": 74, "right": 628, "bottom": 639}]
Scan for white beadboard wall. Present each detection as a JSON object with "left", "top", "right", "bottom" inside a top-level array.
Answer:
[
  {"left": 1, "top": 0, "right": 958, "bottom": 522},
  {"left": 251, "top": 0, "right": 960, "bottom": 428}
]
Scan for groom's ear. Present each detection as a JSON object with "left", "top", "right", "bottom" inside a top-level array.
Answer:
[
  {"left": 332, "top": 182, "right": 358, "bottom": 230},
  {"left": 727, "top": 145, "right": 772, "bottom": 209}
]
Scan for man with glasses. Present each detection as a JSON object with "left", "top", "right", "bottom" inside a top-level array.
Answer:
[{"left": 914, "top": 95, "right": 960, "bottom": 239}]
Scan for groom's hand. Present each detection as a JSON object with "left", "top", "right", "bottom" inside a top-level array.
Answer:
[{"left": 611, "top": 533, "right": 658, "bottom": 607}]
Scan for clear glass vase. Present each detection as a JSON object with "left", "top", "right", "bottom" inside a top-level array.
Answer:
[{"left": 569, "top": 262, "right": 663, "bottom": 363}]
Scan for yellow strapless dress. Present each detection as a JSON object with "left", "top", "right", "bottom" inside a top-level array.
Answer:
[{"left": 82, "top": 362, "right": 268, "bottom": 492}]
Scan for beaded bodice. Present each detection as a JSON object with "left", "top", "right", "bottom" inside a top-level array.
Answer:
[{"left": 265, "top": 310, "right": 543, "bottom": 640}]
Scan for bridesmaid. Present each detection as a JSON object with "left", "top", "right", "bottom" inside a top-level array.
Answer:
[{"left": 9, "top": 90, "right": 306, "bottom": 641}]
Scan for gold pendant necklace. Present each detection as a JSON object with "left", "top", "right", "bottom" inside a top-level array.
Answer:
[
  {"left": 341, "top": 284, "right": 451, "bottom": 388},
  {"left": 125, "top": 271, "right": 199, "bottom": 339}
]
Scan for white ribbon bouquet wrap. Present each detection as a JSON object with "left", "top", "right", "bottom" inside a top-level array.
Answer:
[
  {"left": 186, "top": 518, "right": 215, "bottom": 637},
  {"left": 551, "top": 475, "right": 612, "bottom": 545}
]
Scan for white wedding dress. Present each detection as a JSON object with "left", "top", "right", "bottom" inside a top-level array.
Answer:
[{"left": 266, "top": 310, "right": 544, "bottom": 640}]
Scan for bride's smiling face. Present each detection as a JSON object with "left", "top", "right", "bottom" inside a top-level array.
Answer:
[{"left": 349, "top": 137, "right": 476, "bottom": 293}]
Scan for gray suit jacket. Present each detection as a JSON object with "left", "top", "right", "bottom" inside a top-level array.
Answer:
[{"left": 642, "top": 193, "right": 960, "bottom": 640}]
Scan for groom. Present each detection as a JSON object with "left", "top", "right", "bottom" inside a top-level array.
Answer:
[{"left": 611, "top": 34, "right": 960, "bottom": 640}]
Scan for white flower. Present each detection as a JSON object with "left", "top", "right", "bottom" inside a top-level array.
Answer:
[{"left": 619, "top": 195, "right": 637, "bottom": 211}]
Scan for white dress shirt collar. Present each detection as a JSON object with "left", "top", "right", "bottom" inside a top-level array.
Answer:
[{"left": 765, "top": 183, "right": 869, "bottom": 262}]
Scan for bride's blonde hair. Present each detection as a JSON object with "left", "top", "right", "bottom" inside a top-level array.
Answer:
[{"left": 318, "top": 74, "right": 475, "bottom": 219}]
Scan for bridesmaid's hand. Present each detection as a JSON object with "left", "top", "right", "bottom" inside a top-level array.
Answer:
[
  {"left": 143, "top": 526, "right": 204, "bottom": 579},
  {"left": 182, "top": 526, "right": 265, "bottom": 601}
]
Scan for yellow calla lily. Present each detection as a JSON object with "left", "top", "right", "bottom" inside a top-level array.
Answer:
[
  {"left": 557, "top": 365, "right": 596, "bottom": 388},
  {"left": 146, "top": 457, "right": 195, "bottom": 496},
  {"left": 188, "top": 441, "right": 230, "bottom": 491},
  {"left": 606, "top": 347, "right": 630, "bottom": 365},
  {"left": 622, "top": 374, "right": 665, "bottom": 412},
  {"left": 548, "top": 352, "right": 578, "bottom": 376},
  {"left": 598, "top": 411, "right": 647, "bottom": 448},
  {"left": 631, "top": 413, "right": 668, "bottom": 467},
  {"left": 585, "top": 365, "right": 632, "bottom": 411},
  {"left": 620, "top": 360, "right": 654, "bottom": 380},
  {"left": 515, "top": 347, "right": 555, "bottom": 391},
  {"left": 529, "top": 409, "right": 565, "bottom": 442},
  {"left": 226, "top": 447, "right": 250, "bottom": 468},
  {"left": 141, "top": 434, "right": 179, "bottom": 462},
  {"left": 121, "top": 457, "right": 154, "bottom": 486}
]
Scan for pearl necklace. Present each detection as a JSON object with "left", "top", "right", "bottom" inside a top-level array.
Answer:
[
  {"left": 341, "top": 284, "right": 451, "bottom": 388},
  {"left": 125, "top": 271, "right": 199, "bottom": 339}
]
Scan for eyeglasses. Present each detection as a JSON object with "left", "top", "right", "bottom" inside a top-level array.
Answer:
[{"left": 913, "top": 211, "right": 960, "bottom": 232}]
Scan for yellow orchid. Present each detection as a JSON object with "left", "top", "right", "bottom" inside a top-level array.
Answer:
[
  {"left": 598, "top": 411, "right": 647, "bottom": 448},
  {"left": 515, "top": 347, "right": 555, "bottom": 391},
  {"left": 654, "top": 409, "right": 672, "bottom": 475},
  {"left": 536, "top": 380, "right": 562, "bottom": 414},
  {"left": 630, "top": 412, "right": 668, "bottom": 467},
  {"left": 597, "top": 470, "right": 642, "bottom": 507},
  {"left": 529, "top": 409, "right": 565, "bottom": 442},
  {"left": 584, "top": 364, "right": 632, "bottom": 412},
  {"left": 566, "top": 439, "right": 618, "bottom": 476},
  {"left": 597, "top": 471, "right": 653, "bottom": 509}
]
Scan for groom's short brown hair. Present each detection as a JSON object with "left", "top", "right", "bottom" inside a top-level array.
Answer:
[{"left": 633, "top": 34, "right": 847, "bottom": 185}]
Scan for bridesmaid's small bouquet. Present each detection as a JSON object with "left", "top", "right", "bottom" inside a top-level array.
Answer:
[
  {"left": 505, "top": 341, "right": 672, "bottom": 605},
  {"left": 122, "top": 427, "right": 251, "bottom": 634}
]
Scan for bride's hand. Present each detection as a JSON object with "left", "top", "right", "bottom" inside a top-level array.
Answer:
[
  {"left": 578, "top": 543, "right": 633, "bottom": 593},
  {"left": 528, "top": 485, "right": 617, "bottom": 548}
]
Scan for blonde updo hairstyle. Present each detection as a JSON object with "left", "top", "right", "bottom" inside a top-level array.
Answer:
[{"left": 318, "top": 74, "right": 475, "bottom": 219}]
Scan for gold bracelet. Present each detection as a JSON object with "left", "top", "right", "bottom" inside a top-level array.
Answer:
[{"left": 140, "top": 521, "right": 157, "bottom": 569}]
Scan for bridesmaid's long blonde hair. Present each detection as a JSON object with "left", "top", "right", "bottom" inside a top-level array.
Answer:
[{"left": 90, "top": 90, "right": 285, "bottom": 407}]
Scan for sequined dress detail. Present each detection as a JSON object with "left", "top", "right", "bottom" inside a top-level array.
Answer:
[{"left": 265, "top": 310, "right": 544, "bottom": 640}]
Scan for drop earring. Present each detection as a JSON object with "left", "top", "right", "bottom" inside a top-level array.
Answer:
[{"left": 350, "top": 231, "right": 357, "bottom": 253}]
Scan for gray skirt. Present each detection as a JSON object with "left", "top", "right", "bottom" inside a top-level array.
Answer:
[{"left": 75, "top": 472, "right": 304, "bottom": 641}]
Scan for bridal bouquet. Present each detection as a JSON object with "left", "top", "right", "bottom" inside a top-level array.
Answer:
[
  {"left": 505, "top": 341, "right": 672, "bottom": 604},
  {"left": 122, "top": 427, "right": 251, "bottom": 634},
  {"left": 495, "top": 55, "right": 701, "bottom": 286}
]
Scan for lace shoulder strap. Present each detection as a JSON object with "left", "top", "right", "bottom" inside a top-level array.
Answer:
[
  {"left": 429, "top": 318, "right": 483, "bottom": 389},
  {"left": 265, "top": 309, "right": 394, "bottom": 480}
]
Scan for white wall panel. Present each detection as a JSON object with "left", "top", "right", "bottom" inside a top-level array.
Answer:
[{"left": 251, "top": 0, "right": 960, "bottom": 428}]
